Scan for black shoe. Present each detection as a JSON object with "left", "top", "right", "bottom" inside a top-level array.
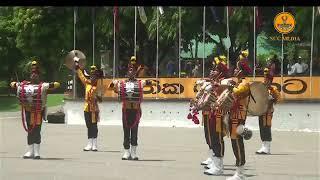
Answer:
[
  {"left": 132, "top": 157, "right": 138, "bottom": 161},
  {"left": 122, "top": 156, "right": 130, "bottom": 160},
  {"left": 256, "top": 151, "right": 268, "bottom": 155},
  {"left": 23, "top": 156, "right": 34, "bottom": 159}
]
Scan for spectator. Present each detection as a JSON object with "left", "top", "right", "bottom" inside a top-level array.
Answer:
[
  {"left": 301, "top": 59, "right": 309, "bottom": 74},
  {"left": 288, "top": 56, "right": 304, "bottom": 75},
  {"left": 192, "top": 60, "right": 202, "bottom": 77},
  {"left": 287, "top": 60, "right": 293, "bottom": 75},
  {"left": 185, "top": 61, "right": 193, "bottom": 77},
  {"left": 118, "top": 61, "right": 127, "bottom": 77},
  {"left": 166, "top": 60, "right": 175, "bottom": 77},
  {"left": 267, "top": 55, "right": 281, "bottom": 75}
]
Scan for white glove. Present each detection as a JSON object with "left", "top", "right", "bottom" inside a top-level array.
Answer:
[
  {"left": 73, "top": 57, "right": 80, "bottom": 63},
  {"left": 236, "top": 125, "right": 253, "bottom": 140},
  {"left": 268, "top": 94, "right": 274, "bottom": 101},
  {"left": 204, "top": 84, "right": 212, "bottom": 91},
  {"left": 196, "top": 80, "right": 205, "bottom": 86}
]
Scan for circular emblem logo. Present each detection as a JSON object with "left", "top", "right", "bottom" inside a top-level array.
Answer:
[{"left": 274, "top": 12, "right": 296, "bottom": 34}]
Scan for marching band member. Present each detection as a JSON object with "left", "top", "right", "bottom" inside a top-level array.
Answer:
[
  {"left": 108, "top": 56, "right": 152, "bottom": 160},
  {"left": 204, "top": 56, "right": 230, "bottom": 175},
  {"left": 256, "top": 68, "right": 280, "bottom": 154},
  {"left": 74, "top": 57, "right": 102, "bottom": 152},
  {"left": 226, "top": 50, "right": 252, "bottom": 180},
  {"left": 10, "top": 60, "right": 60, "bottom": 159},
  {"left": 198, "top": 69, "right": 218, "bottom": 167}
]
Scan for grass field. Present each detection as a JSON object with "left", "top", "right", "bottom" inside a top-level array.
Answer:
[{"left": 0, "top": 94, "right": 64, "bottom": 112}]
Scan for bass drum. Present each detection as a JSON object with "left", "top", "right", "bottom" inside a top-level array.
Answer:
[{"left": 247, "top": 81, "right": 270, "bottom": 116}]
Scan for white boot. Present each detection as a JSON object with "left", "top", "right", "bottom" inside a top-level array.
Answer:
[
  {"left": 226, "top": 166, "right": 245, "bottom": 180},
  {"left": 33, "top": 144, "right": 41, "bottom": 159},
  {"left": 23, "top": 144, "right": 34, "bottom": 159},
  {"left": 204, "top": 156, "right": 224, "bottom": 175},
  {"left": 265, "top": 141, "right": 271, "bottom": 154},
  {"left": 205, "top": 160, "right": 215, "bottom": 169},
  {"left": 122, "top": 149, "right": 131, "bottom": 160},
  {"left": 131, "top": 145, "right": 139, "bottom": 160},
  {"left": 92, "top": 138, "right": 98, "bottom": 151},
  {"left": 83, "top": 138, "right": 93, "bottom": 151},
  {"left": 201, "top": 149, "right": 213, "bottom": 165},
  {"left": 205, "top": 153, "right": 216, "bottom": 169},
  {"left": 256, "top": 141, "right": 270, "bottom": 154}
]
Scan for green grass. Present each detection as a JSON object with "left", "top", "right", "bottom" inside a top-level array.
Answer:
[{"left": 0, "top": 94, "right": 64, "bottom": 112}]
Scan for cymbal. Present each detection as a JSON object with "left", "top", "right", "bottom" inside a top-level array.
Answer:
[{"left": 64, "top": 50, "right": 86, "bottom": 70}]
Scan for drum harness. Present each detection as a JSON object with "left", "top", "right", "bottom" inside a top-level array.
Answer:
[{"left": 19, "top": 81, "right": 43, "bottom": 133}]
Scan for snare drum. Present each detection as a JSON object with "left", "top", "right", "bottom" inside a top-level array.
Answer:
[
  {"left": 216, "top": 89, "right": 234, "bottom": 112},
  {"left": 196, "top": 91, "right": 217, "bottom": 110}
]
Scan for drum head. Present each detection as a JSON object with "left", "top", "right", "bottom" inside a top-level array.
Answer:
[{"left": 247, "top": 81, "right": 270, "bottom": 116}]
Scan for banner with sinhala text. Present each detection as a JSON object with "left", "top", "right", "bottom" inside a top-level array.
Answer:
[{"left": 97, "top": 77, "right": 320, "bottom": 100}]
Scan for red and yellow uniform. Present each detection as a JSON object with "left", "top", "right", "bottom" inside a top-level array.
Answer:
[
  {"left": 225, "top": 51, "right": 252, "bottom": 180},
  {"left": 230, "top": 79, "right": 250, "bottom": 139},
  {"left": 77, "top": 68, "right": 99, "bottom": 123},
  {"left": 229, "top": 52, "right": 252, "bottom": 170},
  {"left": 74, "top": 63, "right": 101, "bottom": 152},
  {"left": 10, "top": 60, "right": 60, "bottom": 159},
  {"left": 108, "top": 58, "right": 152, "bottom": 160},
  {"left": 256, "top": 68, "right": 280, "bottom": 154},
  {"left": 203, "top": 56, "right": 229, "bottom": 175}
]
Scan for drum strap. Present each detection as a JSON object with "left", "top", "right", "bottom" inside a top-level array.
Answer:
[
  {"left": 20, "top": 82, "right": 42, "bottom": 133},
  {"left": 249, "top": 91, "right": 256, "bottom": 103}
]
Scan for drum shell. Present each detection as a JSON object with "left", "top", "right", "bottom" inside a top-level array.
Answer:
[
  {"left": 17, "top": 84, "right": 43, "bottom": 107},
  {"left": 247, "top": 81, "right": 270, "bottom": 116},
  {"left": 119, "top": 81, "right": 142, "bottom": 102},
  {"left": 196, "top": 92, "right": 217, "bottom": 110},
  {"left": 216, "top": 89, "right": 235, "bottom": 112}
]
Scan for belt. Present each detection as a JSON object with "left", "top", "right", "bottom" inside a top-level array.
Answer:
[
  {"left": 202, "top": 111, "right": 210, "bottom": 115},
  {"left": 124, "top": 102, "right": 140, "bottom": 109}
]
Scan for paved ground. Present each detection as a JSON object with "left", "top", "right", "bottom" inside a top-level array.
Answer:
[{"left": 0, "top": 108, "right": 319, "bottom": 180}]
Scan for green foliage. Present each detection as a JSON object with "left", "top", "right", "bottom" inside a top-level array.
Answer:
[
  {"left": 0, "top": 94, "right": 64, "bottom": 112},
  {"left": 0, "top": 6, "right": 317, "bottom": 86}
]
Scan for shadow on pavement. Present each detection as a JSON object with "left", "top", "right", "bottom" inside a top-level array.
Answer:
[
  {"left": 265, "top": 153, "right": 295, "bottom": 155},
  {"left": 0, "top": 156, "right": 71, "bottom": 160},
  {"left": 204, "top": 173, "right": 257, "bottom": 177},
  {"left": 93, "top": 150, "right": 121, "bottom": 153},
  {"left": 224, "top": 167, "right": 254, "bottom": 170},
  {"left": 39, "top": 157, "right": 72, "bottom": 160},
  {"left": 135, "top": 159, "right": 176, "bottom": 162}
]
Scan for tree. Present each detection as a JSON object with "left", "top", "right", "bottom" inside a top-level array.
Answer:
[{"left": 0, "top": 7, "right": 24, "bottom": 83}]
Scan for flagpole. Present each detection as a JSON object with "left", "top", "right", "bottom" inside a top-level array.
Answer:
[
  {"left": 202, "top": 6, "right": 206, "bottom": 78},
  {"left": 113, "top": 7, "right": 116, "bottom": 79},
  {"left": 253, "top": 6, "right": 256, "bottom": 79},
  {"left": 73, "top": 7, "right": 77, "bottom": 99},
  {"left": 134, "top": 6, "right": 137, "bottom": 57},
  {"left": 92, "top": 7, "right": 95, "bottom": 65},
  {"left": 281, "top": 6, "right": 284, "bottom": 99},
  {"left": 226, "top": 6, "right": 230, "bottom": 68},
  {"left": 178, "top": 6, "right": 181, "bottom": 98},
  {"left": 310, "top": 6, "right": 315, "bottom": 97},
  {"left": 156, "top": 6, "right": 159, "bottom": 99}
]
